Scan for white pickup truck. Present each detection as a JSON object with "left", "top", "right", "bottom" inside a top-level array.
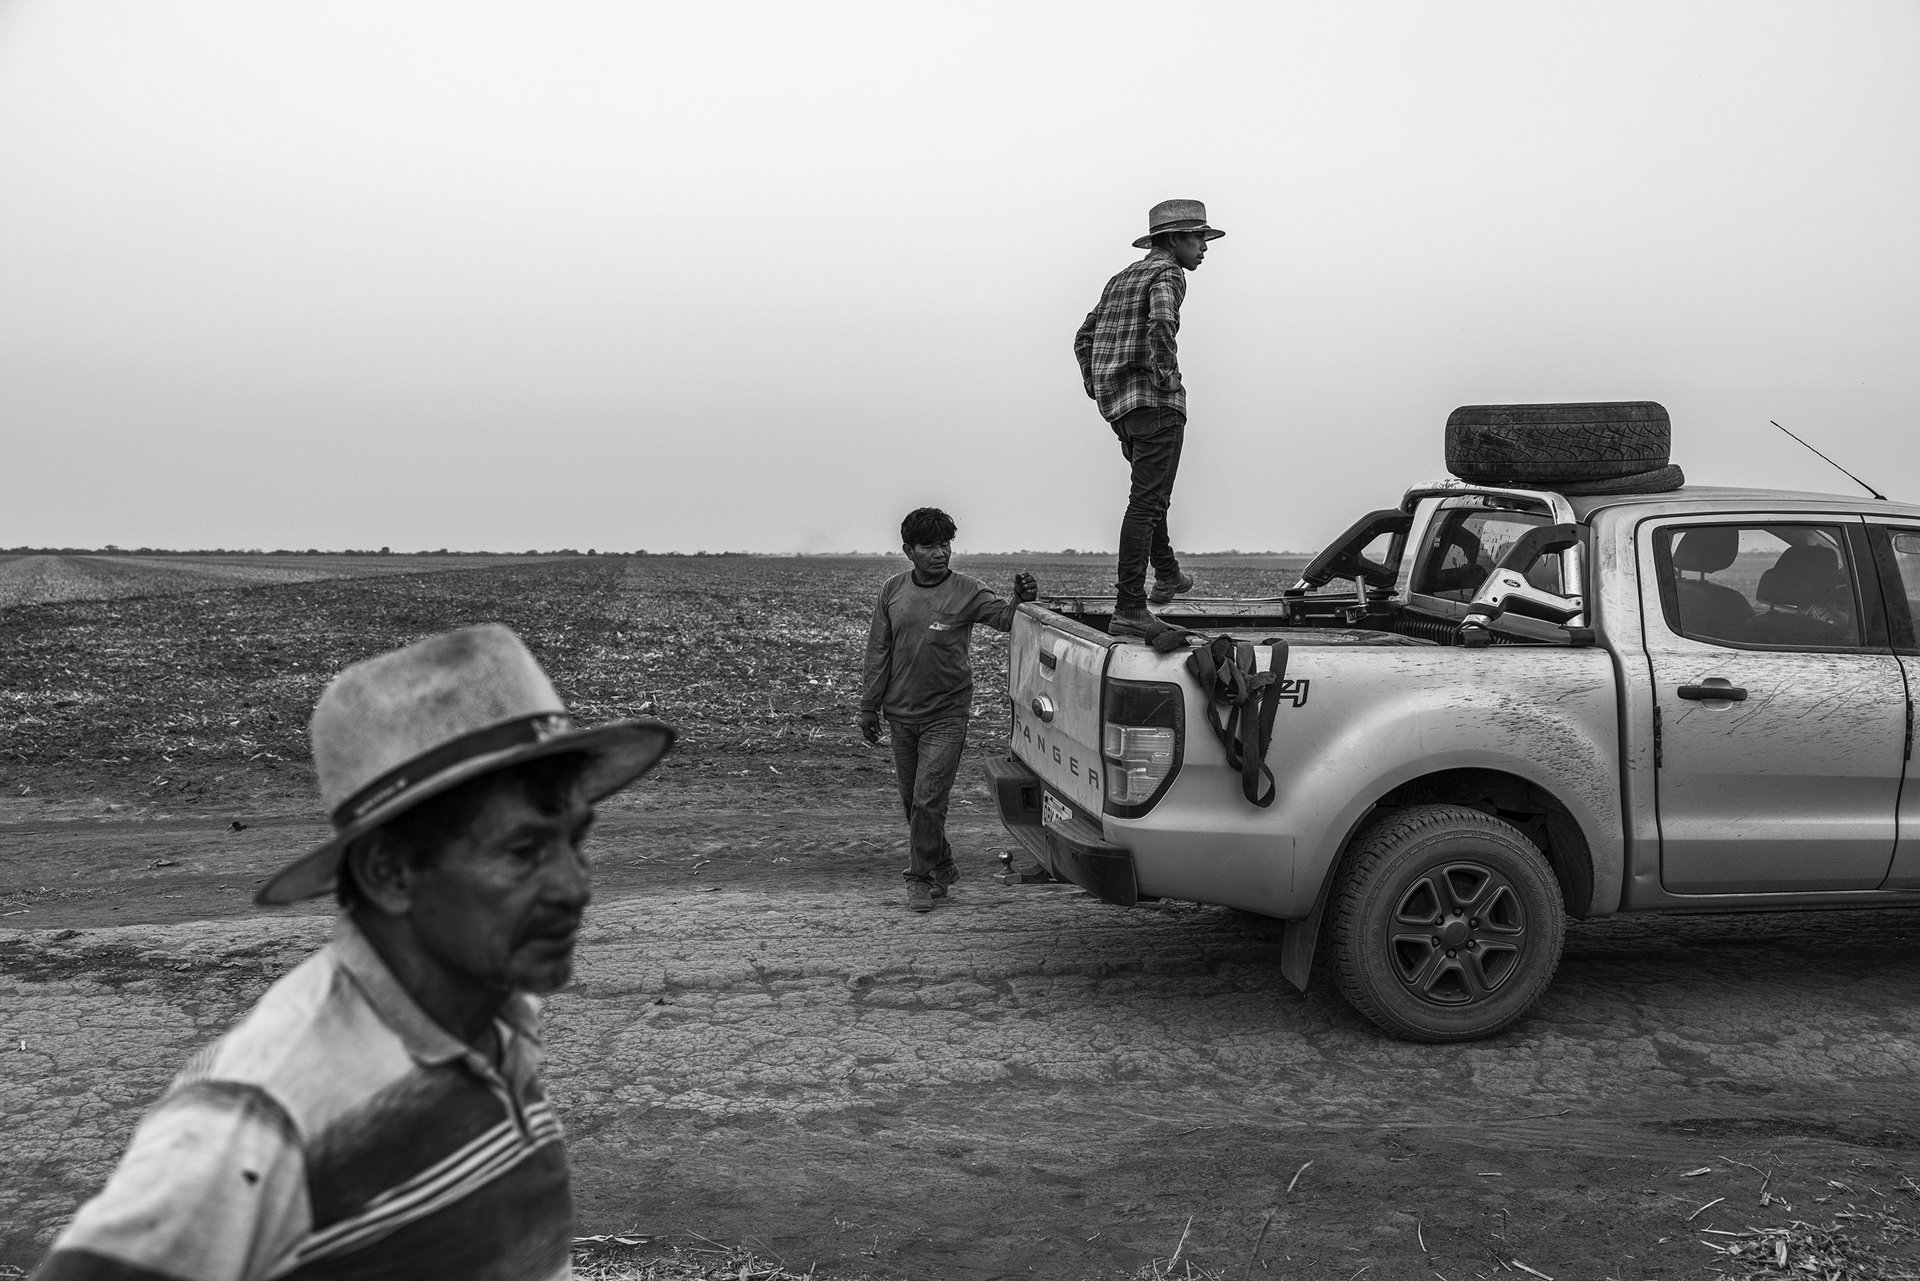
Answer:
[{"left": 985, "top": 478, "right": 1920, "bottom": 1040}]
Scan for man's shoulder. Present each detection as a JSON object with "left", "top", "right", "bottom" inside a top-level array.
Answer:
[
  {"left": 1094, "top": 256, "right": 1183, "bottom": 316},
  {"left": 1110, "top": 252, "right": 1181, "bottom": 283},
  {"left": 190, "top": 941, "right": 414, "bottom": 1129},
  {"left": 1105, "top": 256, "right": 1158, "bottom": 288}
]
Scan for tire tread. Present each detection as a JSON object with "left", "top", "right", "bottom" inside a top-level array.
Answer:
[
  {"left": 1446, "top": 401, "right": 1671, "bottom": 483},
  {"left": 1330, "top": 804, "right": 1565, "bottom": 1042}
]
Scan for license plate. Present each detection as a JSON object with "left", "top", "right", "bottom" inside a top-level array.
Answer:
[{"left": 1041, "top": 793, "right": 1074, "bottom": 830}]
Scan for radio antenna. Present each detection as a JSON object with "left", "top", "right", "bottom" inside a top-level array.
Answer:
[{"left": 1770, "top": 420, "right": 1885, "bottom": 500}]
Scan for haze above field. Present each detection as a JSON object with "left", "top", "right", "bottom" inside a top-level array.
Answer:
[{"left": 2, "top": 1, "right": 1916, "bottom": 554}]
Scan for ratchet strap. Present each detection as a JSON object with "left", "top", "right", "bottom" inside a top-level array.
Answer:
[{"left": 1184, "top": 635, "right": 1289, "bottom": 808}]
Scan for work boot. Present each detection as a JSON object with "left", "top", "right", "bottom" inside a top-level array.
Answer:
[
  {"left": 906, "top": 880, "right": 935, "bottom": 913},
  {"left": 1149, "top": 570, "right": 1195, "bottom": 606},
  {"left": 930, "top": 863, "right": 960, "bottom": 898},
  {"left": 1110, "top": 607, "right": 1171, "bottom": 641}
]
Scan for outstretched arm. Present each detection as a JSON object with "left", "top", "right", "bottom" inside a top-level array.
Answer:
[{"left": 968, "top": 574, "right": 1036, "bottom": 634}]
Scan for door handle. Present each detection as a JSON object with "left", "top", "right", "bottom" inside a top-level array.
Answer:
[{"left": 1678, "top": 682, "right": 1748, "bottom": 702}]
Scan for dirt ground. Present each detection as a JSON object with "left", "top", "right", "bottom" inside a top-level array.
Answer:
[{"left": 6, "top": 558, "right": 1920, "bottom": 1279}]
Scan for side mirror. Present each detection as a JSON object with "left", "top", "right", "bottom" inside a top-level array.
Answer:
[{"left": 1457, "top": 523, "right": 1588, "bottom": 647}]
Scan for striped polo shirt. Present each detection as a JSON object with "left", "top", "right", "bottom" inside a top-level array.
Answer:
[{"left": 34, "top": 917, "right": 573, "bottom": 1281}]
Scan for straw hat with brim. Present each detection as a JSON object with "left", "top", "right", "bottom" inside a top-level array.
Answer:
[
  {"left": 256, "top": 623, "right": 677, "bottom": 906},
  {"left": 1132, "top": 198, "right": 1227, "bottom": 249}
]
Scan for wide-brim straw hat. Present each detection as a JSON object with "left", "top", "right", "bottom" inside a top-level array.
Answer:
[
  {"left": 1132, "top": 198, "right": 1227, "bottom": 249},
  {"left": 256, "top": 623, "right": 676, "bottom": 905}
]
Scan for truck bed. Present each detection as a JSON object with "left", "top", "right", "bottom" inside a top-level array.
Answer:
[{"left": 1033, "top": 594, "right": 1440, "bottom": 647}]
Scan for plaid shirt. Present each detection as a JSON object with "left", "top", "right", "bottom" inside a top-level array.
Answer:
[{"left": 1074, "top": 247, "right": 1188, "bottom": 423}]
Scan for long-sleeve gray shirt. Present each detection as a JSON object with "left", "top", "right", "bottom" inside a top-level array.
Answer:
[{"left": 860, "top": 570, "right": 1016, "bottom": 724}]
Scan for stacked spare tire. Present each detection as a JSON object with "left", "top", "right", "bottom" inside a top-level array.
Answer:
[{"left": 1445, "top": 401, "right": 1684, "bottom": 495}]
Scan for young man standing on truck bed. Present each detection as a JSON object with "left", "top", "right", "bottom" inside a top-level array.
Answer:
[
  {"left": 1074, "top": 198, "right": 1225, "bottom": 640},
  {"left": 860, "top": 507, "right": 1038, "bottom": 913}
]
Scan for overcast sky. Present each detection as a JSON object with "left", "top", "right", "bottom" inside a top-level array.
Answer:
[{"left": 3, "top": 1, "right": 1916, "bottom": 554}]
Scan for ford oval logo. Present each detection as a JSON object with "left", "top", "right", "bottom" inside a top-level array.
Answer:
[{"left": 1030, "top": 695, "right": 1055, "bottom": 723}]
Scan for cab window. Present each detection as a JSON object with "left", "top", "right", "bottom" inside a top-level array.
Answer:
[
  {"left": 1412, "top": 508, "right": 1558, "bottom": 602},
  {"left": 1655, "top": 523, "right": 1862, "bottom": 649}
]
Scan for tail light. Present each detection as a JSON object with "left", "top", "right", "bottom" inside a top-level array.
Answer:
[{"left": 1102, "top": 679, "right": 1184, "bottom": 816}]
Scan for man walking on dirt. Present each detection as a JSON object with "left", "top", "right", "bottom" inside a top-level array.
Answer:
[
  {"left": 860, "top": 507, "right": 1037, "bottom": 913},
  {"left": 1075, "top": 198, "right": 1225, "bottom": 639},
  {"left": 32, "top": 625, "right": 675, "bottom": 1281}
]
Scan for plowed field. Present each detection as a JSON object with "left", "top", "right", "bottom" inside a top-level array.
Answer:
[{"left": 0, "top": 552, "right": 541, "bottom": 610}]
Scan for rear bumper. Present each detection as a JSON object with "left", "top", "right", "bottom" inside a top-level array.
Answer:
[{"left": 982, "top": 755, "right": 1139, "bottom": 908}]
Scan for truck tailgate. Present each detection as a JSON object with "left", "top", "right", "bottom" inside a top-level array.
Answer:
[{"left": 1007, "top": 605, "right": 1110, "bottom": 815}]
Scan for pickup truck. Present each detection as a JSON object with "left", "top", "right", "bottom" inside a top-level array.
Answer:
[{"left": 985, "top": 478, "right": 1920, "bottom": 1041}]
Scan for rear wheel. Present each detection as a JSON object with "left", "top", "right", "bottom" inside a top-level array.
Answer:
[{"left": 1330, "top": 804, "right": 1565, "bottom": 1042}]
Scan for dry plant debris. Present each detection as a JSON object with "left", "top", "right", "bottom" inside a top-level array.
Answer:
[
  {"left": 571, "top": 1235, "right": 886, "bottom": 1281},
  {"left": 1682, "top": 1159, "right": 1920, "bottom": 1279},
  {"left": 1697, "top": 1211, "right": 1920, "bottom": 1279},
  {"left": 1130, "top": 1258, "right": 1226, "bottom": 1281}
]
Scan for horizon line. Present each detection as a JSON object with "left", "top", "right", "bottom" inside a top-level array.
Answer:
[{"left": 0, "top": 545, "right": 1308, "bottom": 559}]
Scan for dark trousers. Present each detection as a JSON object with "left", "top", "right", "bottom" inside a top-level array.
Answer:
[
  {"left": 1112, "top": 405, "right": 1186, "bottom": 610},
  {"left": 888, "top": 715, "right": 967, "bottom": 885}
]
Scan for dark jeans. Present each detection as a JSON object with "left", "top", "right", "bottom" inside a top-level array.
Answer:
[
  {"left": 1112, "top": 405, "right": 1185, "bottom": 610},
  {"left": 888, "top": 715, "right": 967, "bottom": 885}
]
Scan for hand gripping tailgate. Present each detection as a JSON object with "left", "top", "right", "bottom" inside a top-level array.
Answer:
[{"left": 1007, "top": 607, "right": 1110, "bottom": 814}]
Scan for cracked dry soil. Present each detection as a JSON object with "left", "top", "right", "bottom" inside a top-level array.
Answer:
[{"left": 6, "top": 797, "right": 1920, "bottom": 1279}]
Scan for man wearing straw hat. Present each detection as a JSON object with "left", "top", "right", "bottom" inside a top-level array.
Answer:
[
  {"left": 1074, "top": 198, "right": 1225, "bottom": 641},
  {"left": 33, "top": 624, "right": 675, "bottom": 1281}
]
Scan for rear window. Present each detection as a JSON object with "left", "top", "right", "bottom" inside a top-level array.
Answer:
[{"left": 1412, "top": 508, "right": 1558, "bottom": 602}]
